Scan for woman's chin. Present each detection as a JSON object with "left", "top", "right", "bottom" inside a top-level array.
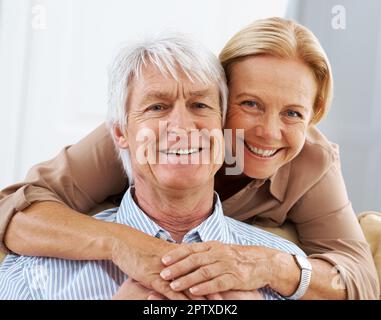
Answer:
[{"left": 242, "top": 166, "right": 273, "bottom": 180}]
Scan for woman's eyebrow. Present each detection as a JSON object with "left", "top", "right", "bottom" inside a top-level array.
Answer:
[
  {"left": 286, "top": 104, "right": 308, "bottom": 111},
  {"left": 235, "top": 92, "right": 309, "bottom": 110},
  {"left": 234, "top": 92, "right": 265, "bottom": 104},
  {"left": 235, "top": 92, "right": 259, "bottom": 99}
]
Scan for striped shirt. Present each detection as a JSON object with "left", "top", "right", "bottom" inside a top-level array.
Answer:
[{"left": 0, "top": 188, "right": 305, "bottom": 300}]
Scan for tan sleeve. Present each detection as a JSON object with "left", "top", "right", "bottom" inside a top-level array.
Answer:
[
  {"left": 289, "top": 154, "right": 380, "bottom": 299},
  {"left": 0, "top": 123, "right": 127, "bottom": 254}
]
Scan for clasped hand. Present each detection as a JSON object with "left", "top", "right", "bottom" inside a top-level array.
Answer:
[{"left": 112, "top": 238, "right": 273, "bottom": 299}]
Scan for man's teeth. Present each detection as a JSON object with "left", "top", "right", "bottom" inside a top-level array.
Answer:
[
  {"left": 165, "top": 148, "right": 199, "bottom": 155},
  {"left": 246, "top": 143, "right": 277, "bottom": 157}
]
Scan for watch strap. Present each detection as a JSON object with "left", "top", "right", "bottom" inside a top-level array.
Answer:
[{"left": 285, "top": 255, "right": 312, "bottom": 300}]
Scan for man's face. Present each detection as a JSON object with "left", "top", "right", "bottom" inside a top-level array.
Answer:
[{"left": 117, "top": 64, "right": 223, "bottom": 191}]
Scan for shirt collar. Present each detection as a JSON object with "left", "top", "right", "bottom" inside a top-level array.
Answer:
[{"left": 116, "top": 187, "right": 229, "bottom": 243}]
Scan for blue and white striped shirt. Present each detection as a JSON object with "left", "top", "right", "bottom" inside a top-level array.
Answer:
[{"left": 0, "top": 188, "right": 305, "bottom": 300}]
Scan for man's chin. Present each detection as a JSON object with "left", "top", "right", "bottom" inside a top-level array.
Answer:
[{"left": 155, "top": 173, "right": 211, "bottom": 191}]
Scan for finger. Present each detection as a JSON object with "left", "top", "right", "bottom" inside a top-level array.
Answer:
[
  {"left": 189, "top": 274, "right": 235, "bottom": 296},
  {"left": 147, "top": 292, "right": 166, "bottom": 300},
  {"left": 206, "top": 293, "right": 224, "bottom": 300},
  {"left": 162, "top": 242, "right": 211, "bottom": 266},
  {"left": 150, "top": 277, "right": 189, "bottom": 300},
  {"left": 183, "top": 289, "right": 207, "bottom": 301},
  {"left": 169, "top": 263, "right": 223, "bottom": 291},
  {"left": 161, "top": 252, "right": 216, "bottom": 281}
]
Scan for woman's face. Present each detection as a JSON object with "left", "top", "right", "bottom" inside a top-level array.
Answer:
[{"left": 225, "top": 55, "right": 318, "bottom": 179}]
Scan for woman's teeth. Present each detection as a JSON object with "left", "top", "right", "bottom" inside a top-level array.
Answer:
[{"left": 245, "top": 143, "right": 278, "bottom": 157}]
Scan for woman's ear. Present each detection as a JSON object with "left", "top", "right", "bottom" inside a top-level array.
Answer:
[{"left": 113, "top": 125, "right": 129, "bottom": 149}]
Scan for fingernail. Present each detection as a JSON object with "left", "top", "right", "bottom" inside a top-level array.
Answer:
[
  {"left": 170, "top": 281, "right": 180, "bottom": 290},
  {"left": 189, "top": 287, "right": 198, "bottom": 294},
  {"left": 160, "top": 269, "right": 171, "bottom": 279},
  {"left": 162, "top": 256, "right": 172, "bottom": 264}
]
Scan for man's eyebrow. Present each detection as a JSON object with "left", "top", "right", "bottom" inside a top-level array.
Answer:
[
  {"left": 141, "top": 89, "right": 216, "bottom": 102},
  {"left": 188, "top": 89, "right": 215, "bottom": 98},
  {"left": 142, "top": 91, "right": 172, "bottom": 100},
  {"left": 138, "top": 91, "right": 172, "bottom": 106}
]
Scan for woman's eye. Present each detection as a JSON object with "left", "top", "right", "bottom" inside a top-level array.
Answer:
[
  {"left": 286, "top": 110, "right": 303, "bottom": 118},
  {"left": 241, "top": 100, "right": 259, "bottom": 108}
]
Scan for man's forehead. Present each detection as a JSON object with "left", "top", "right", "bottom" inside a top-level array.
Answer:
[
  {"left": 136, "top": 64, "right": 216, "bottom": 89},
  {"left": 141, "top": 87, "right": 218, "bottom": 99}
]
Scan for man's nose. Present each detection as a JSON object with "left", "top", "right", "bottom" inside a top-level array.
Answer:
[
  {"left": 168, "top": 105, "right": 196, "bottom": 133},
  {"left": 254, "top": 114, "right": 282, "bottom": 141}
]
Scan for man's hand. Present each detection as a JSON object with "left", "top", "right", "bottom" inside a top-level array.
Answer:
[
  {"left": 111, "top": 233, "right": 189, "bottom": 300},
  {"left": 112, "top": 278, "right": 165, "bottom": 300},
  {"left": 112, "top": 278, "right": 262, "bottom": 301},
  {"left": 208, "top": 290, "right": 263, "bottom": 300}
]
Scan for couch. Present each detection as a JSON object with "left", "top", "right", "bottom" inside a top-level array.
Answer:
[{"left": 0, "top": 211, "right": 380, "bottom": 298}]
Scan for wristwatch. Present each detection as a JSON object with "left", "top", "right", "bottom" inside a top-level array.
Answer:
[{"left": 285, "top": 254, "right": 312, "bottom": 300}]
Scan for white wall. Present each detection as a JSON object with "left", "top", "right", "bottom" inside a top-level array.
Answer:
[
  {"left": 287, "top": 0, "right": 381, "bottom": 213},
  {"left": 0, "top": 0, "right": 288, "bottom": 188}
]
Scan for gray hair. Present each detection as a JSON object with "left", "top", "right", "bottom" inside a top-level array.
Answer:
[{"left": 106, "top": 33, "right": 228, "bottom": 184}]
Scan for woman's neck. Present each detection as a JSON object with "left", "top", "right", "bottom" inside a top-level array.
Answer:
[
  {"left": 133, "top": 179, "right": 215, "bottom": 242},
  {"left": 214, "top": 164, "right": 254, "bottom": 201}
]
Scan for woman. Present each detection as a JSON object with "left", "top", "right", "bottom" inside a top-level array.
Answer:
[{"left": 0, "top": 17, "right": 378, "bottom": 299}]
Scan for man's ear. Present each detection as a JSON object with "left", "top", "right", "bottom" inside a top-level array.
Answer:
[{"left": 113, "top": 125, "right": 129, "bottom": 149}]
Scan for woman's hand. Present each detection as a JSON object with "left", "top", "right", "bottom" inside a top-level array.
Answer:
[{"left": 159, "top": 241, "right": 280, "bottom": 296}]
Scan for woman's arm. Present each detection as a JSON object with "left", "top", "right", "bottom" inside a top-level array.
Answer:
[
  {"left": 0, "top": 123, "right": 127, "bottom": 252},
  {"left": 5, "top": 201, "right": 188, "bottom": 299},
  {"left": 157, "top": 241, "right": 346, "bottom": 299},
  {"left": 271, "top": 251, "right": 347, "bottom": 299},
  {"left": 0, "top": 123, "right": 126, "bottom": 254}
]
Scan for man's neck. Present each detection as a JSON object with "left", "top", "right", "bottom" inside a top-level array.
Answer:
[{"left": 132, "top": 179, "right": 215, "bottom": 242}]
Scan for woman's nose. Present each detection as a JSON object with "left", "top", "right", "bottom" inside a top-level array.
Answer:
[{"left": 254, "top": 115, "right": 282, "bottom": 141}]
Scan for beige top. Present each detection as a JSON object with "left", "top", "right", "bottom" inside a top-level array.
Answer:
[{"left": 0, "top": 123, "right": 379, "bottom": 299}]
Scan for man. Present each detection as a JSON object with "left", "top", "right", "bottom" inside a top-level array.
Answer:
[{"left": 0, "top": 34, "right": 305, "bottom": 300}]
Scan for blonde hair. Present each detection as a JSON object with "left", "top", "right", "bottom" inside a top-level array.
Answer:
[{"left": 219, "top": 17, "right": 333, "bottom": 124}]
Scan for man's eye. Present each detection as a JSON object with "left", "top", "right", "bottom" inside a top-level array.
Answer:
[
  {"left": 147, "top": 104, "right": 166, "bottom": 111},
  {"left": 241, "top": 100, "right": 259, "bottom": 108},
  {"left": 286, "top": 110, "right": 303, "bottom": 118},
  {"left": 193, "top": 102, "right": 208, "bottom": 109}
]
